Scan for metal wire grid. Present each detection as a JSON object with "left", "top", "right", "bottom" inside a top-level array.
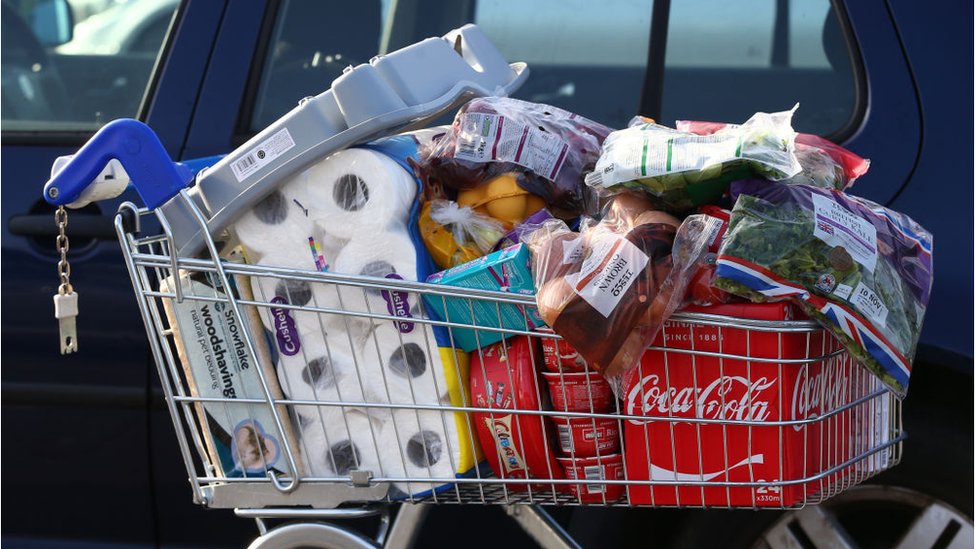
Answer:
[{"left": 115, "top": 198, "right": 903, "bottom": 511}]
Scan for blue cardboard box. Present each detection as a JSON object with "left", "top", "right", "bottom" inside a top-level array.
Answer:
[{"left": 424, "top": 243, "right": 543, "bottom": 351}]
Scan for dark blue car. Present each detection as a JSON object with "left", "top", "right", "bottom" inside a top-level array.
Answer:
[{"left": 2, "top": 1, "right": 971, "bottom": 547}]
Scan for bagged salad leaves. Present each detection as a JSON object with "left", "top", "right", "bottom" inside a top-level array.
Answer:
[
  {"left": 420, "top": 97, "right": 613, "bottom": 218},
  {"left": 584, "top": 107, "right": 802, "bottom": 210},
  {"left": 714, "top": 180, "right": 933, "bottom": 398},
  {"left": 676, "top": 119, "right": 870, "bottom": 190}
]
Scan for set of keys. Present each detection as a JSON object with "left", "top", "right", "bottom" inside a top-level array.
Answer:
[{"left": 53, "top": 206, "right": 78, "bottom": 354}]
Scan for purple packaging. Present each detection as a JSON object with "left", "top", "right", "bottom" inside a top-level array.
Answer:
[{"left": 490, "top": 208, "right": 556, "bottom": 252}]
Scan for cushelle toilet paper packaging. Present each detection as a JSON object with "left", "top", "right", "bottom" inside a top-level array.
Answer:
[{"left": 231, "top": 136, "right": 482, "bottom": 497}]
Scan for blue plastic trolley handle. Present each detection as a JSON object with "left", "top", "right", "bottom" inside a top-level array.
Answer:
[{"left": 43, "top": 119, "right": 193, "bottom": 209}]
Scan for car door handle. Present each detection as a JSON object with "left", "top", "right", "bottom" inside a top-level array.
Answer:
[{"left": 8, "top": 214, "right": 117, "bottom": 240}]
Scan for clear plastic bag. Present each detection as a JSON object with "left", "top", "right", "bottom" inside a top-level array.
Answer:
[
  {"left": 525, "top": 192, "right": 719, "bottom": 382},
  {"left": 419, "top": 97, "right": 613, "bottom": 218},
  {"left": 419, "top": 199, "right": 506, "bottom": 268},
  {"left": 585, "top": 107, "right": 802, "bottom": 210},
  {"left": 685, "top": 206, "right": 734, "bottom": 306},
  {"left": 676, "top": 119, "right": 870, "bottom": 190},
  {"left": 714, "top": 180, "right": 933, "bottom": 398}
]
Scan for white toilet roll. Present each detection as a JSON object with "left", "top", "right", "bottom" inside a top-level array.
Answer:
[
  {"left": 251, "top": 270, "right": 344, "bottom": 335},
  {"left": 304, "top": 148, "right": 417, "bottom": 239},
  {"left": 233, "top": 179, "right": 318, "bottom": 258},
  {"left": 276, "top": 330, "right": 366, "bottom": 405},
  {"left": 358, "top": 322, "right": 449, "bottom": 407},
  {"left": 381, "top": 408, "right": 463, "bottom": 494},
  {"left": 330, "top": 231, "right": 421, "bottom": 323},
  {"left": 299, "top": 408, "right": 387, "bottom": 479}
]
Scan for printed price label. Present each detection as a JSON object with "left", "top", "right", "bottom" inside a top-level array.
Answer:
[
  {"left": 231, "top": 128, "right": 296, "bottom": 182},
  {"left": 454, "top": 113, "right": 570, "bottom": 180},
  {"left": 557, "top": 423, "right": 572, "bottom": 453},
  {"left": 833, "top": 283, "right": 854, "bottom": 300},
  {"left": 584, "top": 465, "right": 606, "bottom": 494},
  {"left": 562, "top": 237, "right": 585, "bottom": 264},
  {"left": 850, "top": 282, "right": 889, "bottom": 325},
  {"left": 565, "top": 235, "right": 649, "bottom": 318},
  {"left": 811, "top": 194, "right": 878, "bottom": 272}
]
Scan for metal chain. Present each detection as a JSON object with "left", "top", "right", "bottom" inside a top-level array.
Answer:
[{"left": 55, "top": 206, "right": 72, "bottom": 295}]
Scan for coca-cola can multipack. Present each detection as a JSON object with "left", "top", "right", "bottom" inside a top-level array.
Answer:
[{"left": 622, "top": 303, "right": 890, "bottom": 507}]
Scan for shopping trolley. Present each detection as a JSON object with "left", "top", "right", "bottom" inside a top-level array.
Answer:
[
  {"left": 88, "top": 186, "right": 901, "bottom": 548},
  {"left": 38, "top": 27, "right": 902, "bottom": 543}
]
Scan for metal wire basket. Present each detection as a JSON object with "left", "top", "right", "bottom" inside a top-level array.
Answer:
[{"left": 115, "top": 194, "right": 902, "bottom": 515}]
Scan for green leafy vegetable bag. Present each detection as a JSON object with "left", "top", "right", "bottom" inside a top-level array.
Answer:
[{"left": 714, "top": 180, "right": 934, "bottom": 398}]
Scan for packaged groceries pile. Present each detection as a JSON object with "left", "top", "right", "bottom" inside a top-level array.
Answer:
[
  {"left": 405, "top": 98, "right": 928, "bottom": 503},
  {"left": 169, "top": 93, "right": 925, "bottom": 504},
  {"left": 70, "top": 26, "right": 922, "bottom": 505}
]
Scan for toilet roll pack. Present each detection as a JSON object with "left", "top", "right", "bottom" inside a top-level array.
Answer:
[
  {"left": 234, "top": 133, "right": 484, "bottom": 497},
  {"left": 40, "top": 24, "right": 532, "bottom": 501}
]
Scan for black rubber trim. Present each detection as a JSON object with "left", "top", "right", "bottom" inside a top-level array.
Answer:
[
  {"left": 0, "top": 131, "right": 93, "bottom": 147},
  {"left": 137, "top": 0, "right": 188, "bottom": 122},
  {"left": 823, "top": 0, "right": 870, "bottom": 145},
  {"left": 176, "top": 1, "right": 232, "bottom": 159},
  {"left": 638, "top": 0, "right": 671, "bottom": 120},
  {"left": 877, "top": 0, "right": 925, "bottom": 206},
  {"left": 231, "top": 0, "right": 282, "bottom": 147},
  {"left": 771, "top": 0, "right": 789, "bottom": 68}
]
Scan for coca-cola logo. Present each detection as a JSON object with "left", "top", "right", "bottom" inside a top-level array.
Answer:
[
  {"left": 790, "top": 360, "right": 850, "bottom": 431},
  {"left": 625, "top": 374, "right": 777, "bottom": 424}
]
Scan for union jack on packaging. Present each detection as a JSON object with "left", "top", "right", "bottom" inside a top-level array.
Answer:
[{"left": 713, "top": 180, "right": 934, "bottom": 398}]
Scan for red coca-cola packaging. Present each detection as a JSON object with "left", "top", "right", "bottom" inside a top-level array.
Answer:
[
  {"left": 622, "top": 302, "right": 887, "bottom": 507},
  {"left": 470, "top": 336, "right": 564, "bottom": 489}
]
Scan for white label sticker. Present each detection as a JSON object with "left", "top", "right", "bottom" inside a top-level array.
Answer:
[
  {"left": 454, "top": 113, "right": 570, "bottom": 180},
  {"left": 569, "top": 235, "right": 649, "bottom": 318},
  {"left": 231, "top": 128, "right": 296, "bottom": 182},
  {"left": 850, "top": 282, "right": 889, "bottom": 325},
  {"left": 557, "top": 423, "right": 572, "bottom": 453},
  {"left": 833, "top": 283, "right": 854, "bottom": 300},
  {"left": 811, "top": 193, "right": 878, "bottom": 272},
  {"left": 584, "top": 464, "right": 605, "bottom": 494},
  {"left": 562, "top": 237, "right": 585, "bottom": 264}
]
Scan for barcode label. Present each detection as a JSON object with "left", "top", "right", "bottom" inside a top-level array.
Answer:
[
  {"left": 557, "top": 424, "right": 572, "bottom": 453},
  {"left": 456, "top": 135, "right": 479, "bottom": 158},
  {"left": 453, "top": 112, "right": 569, "bottom": 180},
  {"left": 231, "top": 128, "right": 296, "bottom": 182},
  {"left": 584, "top": 465, "right": 605, "bottom": 493},
  {"left": 235, "top": 154, "right": 256, "bottom": 171}
]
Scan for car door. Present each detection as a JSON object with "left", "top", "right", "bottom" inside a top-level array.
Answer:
[{"left": 0, "top": 1, "right": 227, "bottom": 546}]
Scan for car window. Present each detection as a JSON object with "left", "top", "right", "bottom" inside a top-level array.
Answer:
[
  {"left": 248, "top": 0, "right": 387, "bottom": 132},
  {"left": 1, "top": 0, "right": 180, "bottom": 133},
  {"left": 660, "top": 0, "right": 859, "bottom": 137},
  {"left": 471, "top": 0, "right": 653, "bottom": 130},
  {"left": 245, "top": 0, "right": 858, "bottom": 138}
]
